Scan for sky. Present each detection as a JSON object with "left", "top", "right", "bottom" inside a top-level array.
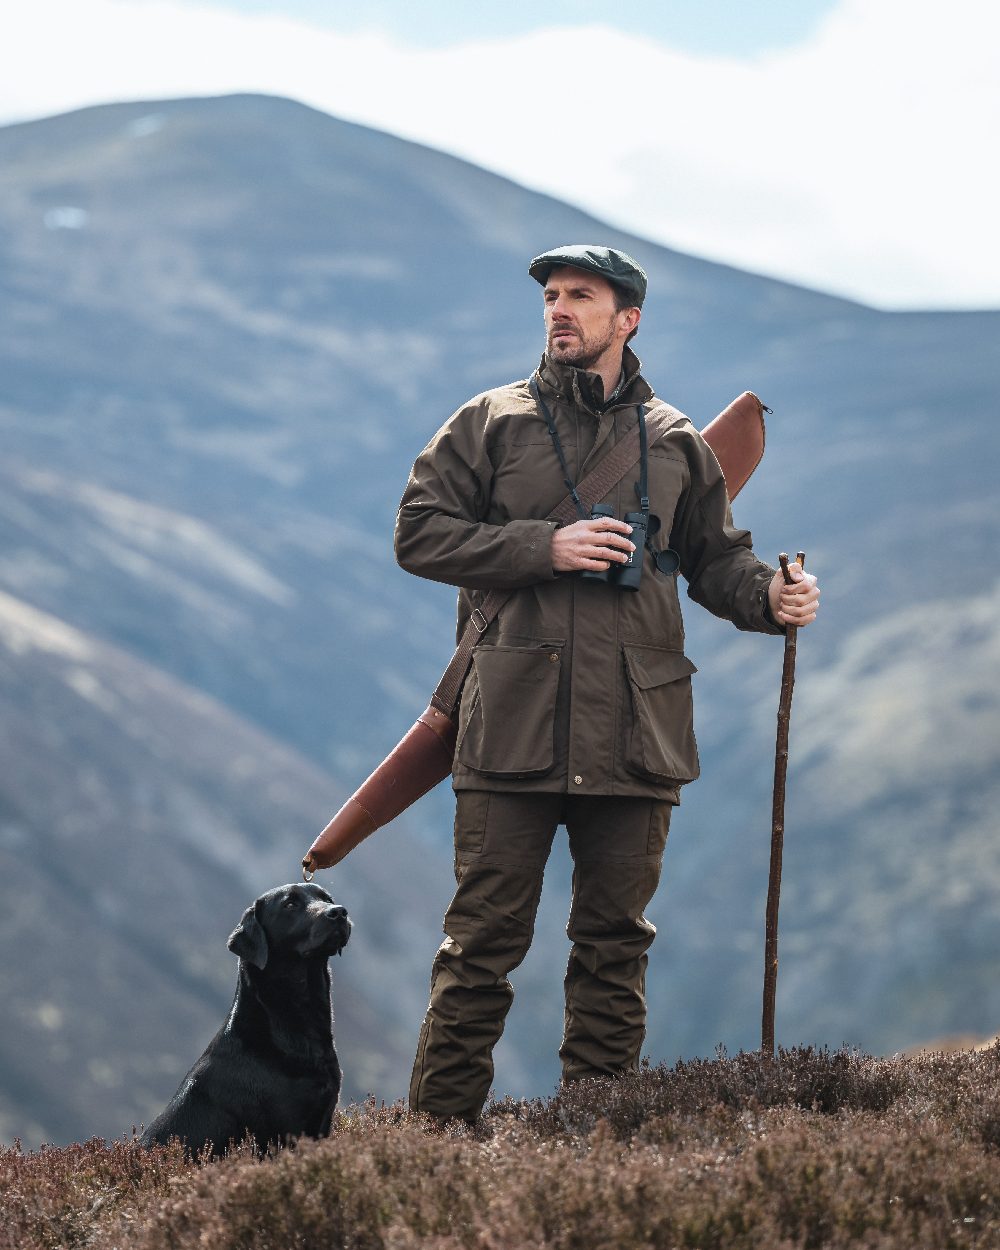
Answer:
[{"left": 1, "top": 0, "right": 997, "bottom": 311}]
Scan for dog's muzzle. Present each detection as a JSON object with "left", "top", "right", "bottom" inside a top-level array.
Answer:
[{"left": 324, "top": 911, "right": 352, "bottom": 956}]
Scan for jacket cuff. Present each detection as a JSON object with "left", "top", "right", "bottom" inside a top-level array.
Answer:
[
  {"left": 507, "top": 519, "right": 560, "bottom": 583},
  {"left": 754, "top": 567, "right": 786, "bottom": 635}
]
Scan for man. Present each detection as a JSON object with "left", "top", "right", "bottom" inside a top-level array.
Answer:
[{"left": 394, "top": 244, "right": 820, "bottom": 1123}]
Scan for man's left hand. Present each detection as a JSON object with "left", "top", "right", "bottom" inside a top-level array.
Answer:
[{"left": 768, "top": 560, "right": 820, "bottom": 627}]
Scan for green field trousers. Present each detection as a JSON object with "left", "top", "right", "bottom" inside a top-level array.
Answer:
[{"left": 409, "top": 790, "right": 672, "bottom": 1121}]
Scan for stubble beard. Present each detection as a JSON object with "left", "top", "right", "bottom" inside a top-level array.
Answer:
[{"left": 546, "top": 313, "right": 618, "bottom": 372}]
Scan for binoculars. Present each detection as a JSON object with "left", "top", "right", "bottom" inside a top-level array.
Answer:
[{"left": 580, "top": 504, "right": 648, "bottom": 592}]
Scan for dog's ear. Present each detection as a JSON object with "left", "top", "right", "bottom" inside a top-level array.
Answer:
[{"left": 227, "top": 903, "right": 268, "bottom": 969}]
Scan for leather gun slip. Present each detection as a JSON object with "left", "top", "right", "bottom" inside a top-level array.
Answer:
[{"left": 302, "top": 390, "right": 767, "bottom": 876}]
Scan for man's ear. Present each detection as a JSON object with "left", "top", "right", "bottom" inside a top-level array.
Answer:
[{"left": 227, "top": 903, "right": 268, "bottom": 969}]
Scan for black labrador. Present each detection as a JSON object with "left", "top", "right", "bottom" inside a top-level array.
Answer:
[{"left": 141, "top": 881, "right": 351, "bottom": 1156}]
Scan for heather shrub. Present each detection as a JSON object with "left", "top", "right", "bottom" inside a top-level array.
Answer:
[
  {"left": 6, "top": 1046, "right": 1000, "bottom": 1249},
  {"left": 121, "top": 1114, "right": 489, "bottom": 1250},
  {"left": 519, "top": 1045, "right": 913, "bottom": 1142},
  {"left": 112, "top": 1107, "right": 1000, "bottom": 1250},
  {"left": 0, "top": 1136, "right": 192, "bottom": 1250}
]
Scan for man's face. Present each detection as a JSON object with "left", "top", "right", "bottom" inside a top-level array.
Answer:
[{"left": 542, "top": 266, "right": 637, "bottom": 371}]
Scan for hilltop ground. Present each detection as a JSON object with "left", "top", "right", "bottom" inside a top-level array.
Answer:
[{"left": 4, "top": 1046, "right": 1000, "bottom": 1249}]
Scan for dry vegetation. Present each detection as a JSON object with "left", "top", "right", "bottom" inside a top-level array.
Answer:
[{"left": 5, "top": 1046, "right": 1000, "bottom": 1249}]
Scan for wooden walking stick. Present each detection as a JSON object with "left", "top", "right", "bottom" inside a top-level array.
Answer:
[{"left": 761, "top": 550, "right": 805, "bottom": 1055}]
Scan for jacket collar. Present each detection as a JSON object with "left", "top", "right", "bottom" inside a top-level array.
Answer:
[{"left": 535, "top": 345, "right": 653, "bottom": 414}]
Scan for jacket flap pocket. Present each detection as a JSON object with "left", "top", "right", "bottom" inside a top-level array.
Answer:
[
  {"left": 623, "top": 645, "right": 697, "bottom": 691},
  {"left": 621, "top": 645, "right": 700, "bottom": 786},
  {"left": 457, "top": 642, "right": 564, "bottom": 777}
]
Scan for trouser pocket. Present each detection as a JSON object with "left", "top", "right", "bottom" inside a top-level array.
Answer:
[{"left": 622, "top": 644, "right": 700, "bottom": 785}]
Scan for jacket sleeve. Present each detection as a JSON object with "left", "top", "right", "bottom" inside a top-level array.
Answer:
[
  {"left": 670, "top": 427, "right": 783, "bottom": 635},
  {"left": 394, "top": 401, "right": 560, "bottom": 591}
]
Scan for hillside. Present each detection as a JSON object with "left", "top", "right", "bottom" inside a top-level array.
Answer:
[
  {"left": 0, "top": 93, "right": 998, "bottom": 1146},
  {"left": 0, "top": 589, "right": 440, "bottom": 1145},
  {"left": 6, "top": 1047, "right": 1000, "bottom": 1249}
]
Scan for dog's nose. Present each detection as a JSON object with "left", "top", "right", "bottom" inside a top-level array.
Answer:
[{"left": 326, "top": 904, "right": 348, "bottom": 921}]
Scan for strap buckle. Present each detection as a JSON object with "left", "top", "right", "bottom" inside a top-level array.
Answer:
[{"left": 471, "top": 609, "right": 489, "bottom": 634}]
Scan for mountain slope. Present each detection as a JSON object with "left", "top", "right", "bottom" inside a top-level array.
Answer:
[
  {"left": 0, "top": 93, "right": 997, "bottom": 1144},
  {"left": 0, "top": 589, "right": 442, "bottom": 1145}
]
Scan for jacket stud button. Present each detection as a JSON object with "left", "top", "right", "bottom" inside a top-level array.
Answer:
[
  {"left": 549, "top": 652, "right": 559, "bottom": 662},
  {"left": 573, "top": 775, "right": 583, "bottom": 785}
]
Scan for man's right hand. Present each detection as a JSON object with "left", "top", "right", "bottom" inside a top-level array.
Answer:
[{"left": 551, "top": 518, "right": 635, "bottom": 573}]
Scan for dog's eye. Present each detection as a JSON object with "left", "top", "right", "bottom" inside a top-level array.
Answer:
[{"left": 283, "top": 897, "right": 298, "bottom": 909}]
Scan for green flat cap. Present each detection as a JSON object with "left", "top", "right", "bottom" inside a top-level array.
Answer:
[{"left": 528, "top": 244, "right": 647, "bottom": 308}]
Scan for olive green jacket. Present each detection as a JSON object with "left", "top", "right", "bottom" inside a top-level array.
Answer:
[{"left": 395, "top": 348, "right": 781, "bottom": 801}]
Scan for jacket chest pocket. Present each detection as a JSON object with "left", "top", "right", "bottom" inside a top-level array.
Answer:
[
  {"left": 490, "top": 440, "right": 566, "bottom": 524},
  {"left": 457, "top": 642, "right": 563, "bottom": 777},
  {"left": 622, "top": 644, "right": 700, "bottom": 785}
]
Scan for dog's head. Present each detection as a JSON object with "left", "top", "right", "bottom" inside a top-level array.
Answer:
[{"left": 227, "top": 883, "right": 352, "bottom": 971}]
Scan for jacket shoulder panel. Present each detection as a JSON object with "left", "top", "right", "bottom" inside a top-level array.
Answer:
[
  {"left": 652, "top": 418, "right": 718, "bottom": 472},
  {"left": 465, "top": 379, "right": 550, "bottom": 449}
]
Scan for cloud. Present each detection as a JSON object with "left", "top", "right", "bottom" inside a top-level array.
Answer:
[{"left": 2, "top": 0, "right": 997, "bottom": 308}]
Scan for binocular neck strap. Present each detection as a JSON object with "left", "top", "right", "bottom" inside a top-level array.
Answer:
[
  {"left": 635, "top": 405, "right": 649, "bottom": 515},
  {"left": 529, "top": 378, "right": 648, "bottom": 521},
  {"left": 530, "top": 378, "right": 588, "bottom": 520}
]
